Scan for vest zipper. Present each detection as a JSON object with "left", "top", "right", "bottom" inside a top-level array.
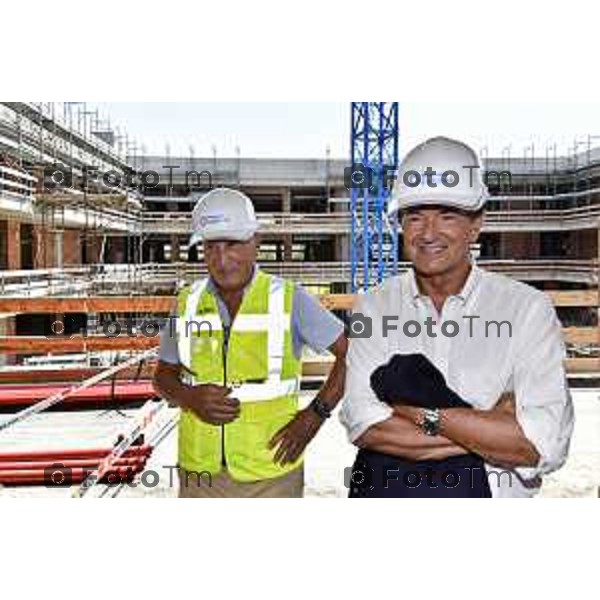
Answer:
[{"left": 221, "top": 325, "right": 230, "bottom": 468}]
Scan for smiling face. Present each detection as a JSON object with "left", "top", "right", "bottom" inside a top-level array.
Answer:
[
  {"left": 203, "top": 236, "right": 258, "bottom": 293},
  {"left": 401, "top": 206, "right": 483, "bottom": 278}
]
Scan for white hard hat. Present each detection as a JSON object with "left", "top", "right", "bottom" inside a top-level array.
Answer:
[
  {"left": 388, "top": 136, "right": 488, "bottom": 216},
  {"left": 190, "top": 188, "right": 258, "bottom": 246}
]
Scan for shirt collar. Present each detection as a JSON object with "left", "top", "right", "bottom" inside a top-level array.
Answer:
[{"left": 408, "top": 263, "right": 482, "bottom": 306}]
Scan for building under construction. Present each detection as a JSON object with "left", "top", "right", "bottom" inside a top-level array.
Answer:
[
  {"left": 0, "top": 102, "right": 598, "bottom": 495},
  {"left": 1, "top": 102, "right": 599, "bottom": 369}
]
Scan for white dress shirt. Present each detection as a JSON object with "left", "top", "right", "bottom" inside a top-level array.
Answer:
[{"left": 339, "top": 265, "right": 575, "bottom": 498}]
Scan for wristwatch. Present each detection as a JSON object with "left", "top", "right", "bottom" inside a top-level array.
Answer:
[
  {"left": 310, "top": 398, "right": 332, "bottom": 420},
  {"left": 419, "top": 408, "right": 441, "bottom": 436}
]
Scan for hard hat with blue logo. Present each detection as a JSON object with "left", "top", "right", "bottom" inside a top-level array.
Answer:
[
  {"left": 190, "top": 188, "right": 259, "bottom": 247},
  {"left": 388, "top": 136, "right": 488, "bottom": 216}
]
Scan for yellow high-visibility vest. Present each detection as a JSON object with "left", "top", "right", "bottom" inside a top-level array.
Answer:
[{"left": 176, "top": 270, "right": 303, "bottom": 482}]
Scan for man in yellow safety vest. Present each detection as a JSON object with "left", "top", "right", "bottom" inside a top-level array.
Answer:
[{"left": 154, "top": 187, "right": 347, "bottom": 497}]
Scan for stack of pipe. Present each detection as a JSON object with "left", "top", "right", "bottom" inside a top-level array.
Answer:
[
  {"left": 0, "top": 381, "right": 156, "bottom": 407},
  {"left": 0, "top": 445, "right": 152, "bottom": 485}
]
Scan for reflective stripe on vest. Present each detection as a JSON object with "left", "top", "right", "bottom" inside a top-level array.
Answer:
[
  {"left": 177, "top": 276, "right": 298, "bottom": 403},
  {"left": 177, "top": 277, "right": 209, "bottom": 371}
]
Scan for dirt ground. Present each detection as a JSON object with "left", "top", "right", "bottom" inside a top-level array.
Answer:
[{"left": 0, "top": 390, "right": 598, "bottom": 498}]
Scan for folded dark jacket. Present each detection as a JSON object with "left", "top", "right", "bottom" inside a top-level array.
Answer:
[
  {"left": 370, "top": 353, "right": 472, "bottom": 409},
  {"left": 364, "top": 354, "right": 491, "bottom": 498}
]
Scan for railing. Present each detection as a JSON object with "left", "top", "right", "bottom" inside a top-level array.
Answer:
[
  {"left": 140, "top": 211, "right": 352, "bottom": 234},
  {"left": 484, "top": 204, "right": 600, "bottom": 230},
  {"left": 89, "top": 262, "right": 354, "bottom": 288},
  {"left": 0, "top": 267, "right": 93, "bottom": 297},
  {"left": 5, "top": 201, "right": 600, "bottom": 237},
  {"left": 480, "top": 260, "right": 599, "bottom": 282},
  {"left": 0, "top": 164, "right": 36, "bottom": 203},
  {"left": 138, "top": 205, "right": 600, "bottom": 235},
  {"left": 2, "top": 260, "right": 599, "bottom": 296},
  {"left": 486, "top": 205, "right": 600, "bottom": 221}
]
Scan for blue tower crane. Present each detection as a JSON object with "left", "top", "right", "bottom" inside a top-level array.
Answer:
[{"left": 350, "top": 102, "right": 400, "bottom": 292}]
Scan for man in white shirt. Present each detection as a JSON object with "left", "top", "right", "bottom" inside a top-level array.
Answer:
[{"left": 339, "top": 136, "right": 575, "bottom": 498}]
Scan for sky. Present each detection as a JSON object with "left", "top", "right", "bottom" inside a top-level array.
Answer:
[{"left": 99, "top": 103, "right": 600, "bottom": 160}]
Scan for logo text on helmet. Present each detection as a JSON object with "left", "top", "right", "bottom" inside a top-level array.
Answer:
[{"left": 198, "top": 214, "right": 229, "bottom": 227}]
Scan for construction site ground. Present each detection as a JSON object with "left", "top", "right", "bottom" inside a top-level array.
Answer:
[{"left": 1, "top": 390, "right": 598, "bottom": 498}]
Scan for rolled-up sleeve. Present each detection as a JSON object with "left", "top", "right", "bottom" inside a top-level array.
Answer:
[
  {"left": 512, "top": 294, "right": 575, "bottom": 480},
  {"left": 292, "top": 286, "right": 345, "bottom": 357},
  {"left": 339, "top": 294, "right": 393, "bottom": 443}
]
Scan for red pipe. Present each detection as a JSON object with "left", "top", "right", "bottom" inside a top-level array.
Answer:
[
  {"left": 0, "top": 381, "right": 156, "bottom": 407},
  {"left": 0, "top": 457, "right": 146, "bottom": 470},
  {"left": 0, "top": 445, "right": 152, "bottom": 462},
  {"left": 0, "top": 465, "right": 145, "bottom": 485}
]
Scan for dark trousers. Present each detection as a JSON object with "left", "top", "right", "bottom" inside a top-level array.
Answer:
[{"left": 348, "top": 449, "right": 492, "bottom": 498}]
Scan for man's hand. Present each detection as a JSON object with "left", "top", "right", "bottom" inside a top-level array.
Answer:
[
  {"left": 268, "top": 407, "right": 323, "bottom": 466},
  {"left": 181, "top": 384, "right": 240, "bottom": 425}
]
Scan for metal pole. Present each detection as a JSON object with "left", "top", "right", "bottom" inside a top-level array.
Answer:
[{"left": 362, "top": 104, "right": 370, "bottom": 291}]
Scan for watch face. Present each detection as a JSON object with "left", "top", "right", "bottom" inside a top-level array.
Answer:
[{"left": 423, "top": 409, "right": 440, "bottom": 436}]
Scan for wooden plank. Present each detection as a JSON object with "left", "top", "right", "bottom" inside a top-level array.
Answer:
[
  {"left": 565, "top": 358, "right": 600, "bottom": 373},
  {"left": 0, "top": 359, "right": 334, "bottom": 384},
  {"left": 0, "top": 295, "right": 353, "bottom": 313},
  {"left": 0, "top": 335, "right": 158, "bottom": 354},
  {"left": 0, "top": 290, "right": 597, "bottom": 314},
  {"left": 562, "top": 327, "right": 598, "bottom": 344},
  {"left": 544, "top": 290, "right": 598, "bottom": 307},
  {"left": 1, "top": 324, "right": 598, "bottom": 352},
  {"left": 0, "top": 355, "right": 596, "bottom": 385},
  {"left": 324, "top": 291, "right": 598, "bottom": 310},
  {"left": 0, "top": 365, "right": 156, "bottom": 384},
  {"left": 0, "top": 297, "right": 175, "bottom": 314},
  {"left": 302, "top": 356, "right": 335, "bottom": 377},
  {"left": 306, "top": 357, "right": 600, "bottom": 377}
]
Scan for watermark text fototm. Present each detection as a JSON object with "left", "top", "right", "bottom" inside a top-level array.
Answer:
[
  {"left": 344, "top": 163, "right": 512, "bottom": 191},
  {"left": 44, "top": 164, "right": 214, "bottom": 193},
  {"left": 348, "top": 313, "right": 513, "bottom": 339},
  {"left": 343, "top": 464, "right": 514, "bottom": 491},
  {"left": 46, "top": 316, "right": 215, "bottom": 340},
  {"left": 44, "top": 463, "right": 213, "bottom": 489}
]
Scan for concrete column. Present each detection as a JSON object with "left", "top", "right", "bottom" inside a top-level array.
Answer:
[
  {"left": 596, "top": 225, "right": 600, "bottom": 333},
  {"left": 171, "top": 235, "right": 181, "bottom": 263},
  {"left": 0, "top": 316, "right": 16, "bottom": 366},
  {"left": 7, "top": 220, "right": 21, "bottom": 270},
  {"left": 86, "top": 236, "right": 102, "bottom": 264},
  {"left": 33, "top": 225, "right": 48, "bottom": 268},
  {"left": 282, "top": 187, "right": 292, "bottom": 213},
  {"left": 0, "top": 220, "right": 7, "bottom": 269},
  {"left": 107, "top": 236, "right": 125, "bottom": 264},
  {"left": 336, "top": 234, "right": 349, "bottom": 263},
  {"left": 54, "top": 231, "right": 64, "bottom": 268},
  {"left": 531, "top": 232, "right": 540, "bottom": 258},
  {"left": 63, "top": 230, "right": 81, "bottom": 265},
  {"left": 282, "top": 187, "right": 293, "bottom": 262}
]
